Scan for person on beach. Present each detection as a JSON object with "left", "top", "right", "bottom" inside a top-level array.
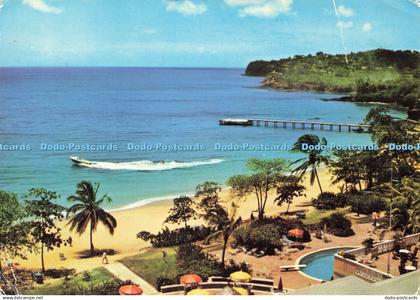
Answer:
[{"left": 102, "top": 252, "right": 109, "bottom": 264}]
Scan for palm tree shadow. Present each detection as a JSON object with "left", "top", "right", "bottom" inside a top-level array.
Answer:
[{"left": 76, "top": 248, "right": 119, "bottom": 259}]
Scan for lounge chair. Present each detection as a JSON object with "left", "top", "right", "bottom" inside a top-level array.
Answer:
[
  {"left": 282, "top": 235, "right": 293, "bottom": 244},
  {"left": 255, "top": 250, "right": 265, "bottom": 258},
  {"left": 279, "top": 264, "right": 306, "bottom": 272}
]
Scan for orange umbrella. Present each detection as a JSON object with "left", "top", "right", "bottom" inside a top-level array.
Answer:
[
  {"left": 180, "top": 274, "right": 202, "bottom": 285},
  {"left": 119, "top": 284, "right": 143, "bottom": 295},
  {"left": 288, "top": 228, "right": 304, "bottom": 238}
]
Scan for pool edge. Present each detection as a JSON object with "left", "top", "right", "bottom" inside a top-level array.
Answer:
[{"left": 295, "top": 245, "right": 358, "bottom": 282}]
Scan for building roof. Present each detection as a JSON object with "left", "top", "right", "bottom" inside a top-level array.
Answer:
[{"left": 290, "top": 270, "right": 420, "bottom": 295}]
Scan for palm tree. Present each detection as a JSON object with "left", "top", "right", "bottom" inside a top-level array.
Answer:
[
  {"left": 204, "top": 203, "right": 241, "bottom": 268},
  {"left": 291, "top": 134, "right": 331, "bottom": 194},
  {"left": 379, "top": 177, "right": 420, "bottom": 234},
  {"left": 67, "top": 181, "right": 117, "bottom": 256}
]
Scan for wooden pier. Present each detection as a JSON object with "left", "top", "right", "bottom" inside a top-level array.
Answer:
[{"left": 219, "top": 118, "right": 371, "bottom": 133}]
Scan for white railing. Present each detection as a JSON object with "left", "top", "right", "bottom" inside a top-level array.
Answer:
[
  {"left": 334, "top": 255, "right": 392, "bottom": 283},
  {"left": 334, "top": 233, "right": 420, "bottom": 283},
  {"left": 345, "top": 233, "right": 420, "bottom": 258}
]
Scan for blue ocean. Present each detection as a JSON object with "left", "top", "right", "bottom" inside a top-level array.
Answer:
[{"left": 0, "top": 68, "right": 405, "bottom": 209}]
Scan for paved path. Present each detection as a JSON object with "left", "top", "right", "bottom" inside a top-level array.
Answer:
[{"left": 105, "top": 262, "right": 160, "bottom": 295}]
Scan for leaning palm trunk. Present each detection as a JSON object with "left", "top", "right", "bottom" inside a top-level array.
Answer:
[
  {"left": 314, "top": 167, "right": 323, "bottom": 194},
  {"left": 90, "top": 221, "right": 95, "bottom": 256},
  {"left": 221, "top": 236, "right": 228, "bottom": 268}
]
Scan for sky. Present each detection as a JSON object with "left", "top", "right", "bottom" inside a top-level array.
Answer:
[{"left": 0, "top": 0, "right": 419, "bottom": 67}]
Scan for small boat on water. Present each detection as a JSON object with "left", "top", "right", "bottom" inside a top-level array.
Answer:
[{"left": 70, "top": 156, "right": 93, "bottom": 165}]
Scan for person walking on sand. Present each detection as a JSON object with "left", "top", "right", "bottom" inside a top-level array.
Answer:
[{"left": 102, "top": 252, "right": 109, "bottom": 264}]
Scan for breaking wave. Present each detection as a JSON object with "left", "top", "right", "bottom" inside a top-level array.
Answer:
[{"left": 75, "top": 158, "right": 223, "bottom": 171}]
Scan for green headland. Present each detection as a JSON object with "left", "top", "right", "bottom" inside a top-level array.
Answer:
[{"left": 245, "top": 49, "right": 420, "bottom": 120}]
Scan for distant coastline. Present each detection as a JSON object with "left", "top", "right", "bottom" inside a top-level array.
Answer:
[{"left": 245, "top": 49, "right": 420, "bottom": 121}]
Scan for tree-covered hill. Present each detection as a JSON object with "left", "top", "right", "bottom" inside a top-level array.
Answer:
[{"left": 245, "top": 49, "right": 420, "bottom": 120}]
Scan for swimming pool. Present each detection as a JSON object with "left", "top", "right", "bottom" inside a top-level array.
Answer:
[{"left": 298, "top": 247, "right": 354, "bottom": 281}]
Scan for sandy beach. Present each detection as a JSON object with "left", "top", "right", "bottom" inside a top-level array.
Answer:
[{"left": 16, "top": 169, "right": 339, "bottom": 273}]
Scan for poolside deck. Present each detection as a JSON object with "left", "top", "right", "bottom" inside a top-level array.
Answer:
[{"left": 208, "top": 222, "right": 381, "bottom": 291}]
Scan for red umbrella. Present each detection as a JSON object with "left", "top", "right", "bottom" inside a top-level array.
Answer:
[
  {"left": 288, "top": 228, "right": 304, "bottom": 238},
  {"left": 277, "top": 276, "right": 283, "bottom": 293},
  {"left": 180, "top": 274, "right": 202, "bottom": 285},
  {"left": 119, "top": 284, "right": 143, "bottom": 295}
]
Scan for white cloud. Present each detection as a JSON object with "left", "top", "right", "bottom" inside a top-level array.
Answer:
[
  {"left": 166, "top": 0, "right": 207, "bottom": 16},
  {"left": 337, "top": 5, "right": 353, "bottom": 17},
  {"left": 225, "top": 0, "right": 293, "bottom": 18},
  {"left": 22, "top": 0, "right": 63, "bottom": 14},
  {"left": 337, "top": 21, "right": 353, "bottom": 29},
  {"left": 362, "top": 22, "right": 373, "bottom": 32}
]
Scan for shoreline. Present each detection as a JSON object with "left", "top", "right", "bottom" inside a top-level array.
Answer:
[
  {"left": 261, "top": 82, "right": 410, "bottom": 115},
  {"left": 15, "top": 168, "right": 339, "bottom": 272}
]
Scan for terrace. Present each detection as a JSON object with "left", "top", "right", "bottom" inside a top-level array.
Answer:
[{"left": 334, "top": 233, "right": 420, "bottom": 282}]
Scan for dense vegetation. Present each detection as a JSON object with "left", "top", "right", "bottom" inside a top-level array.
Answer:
[
  {"left": 311, "top": 192, "right": 349, "bottom": 210},
  {"left": 26, "top": 268, "right": 121, "bottom": 296},
  {"left": 233, "top": 217, "right": 310, "bottom": 254},
  {"left": 320, "top": 213, "right": 355, "bottom": 237},
  {"left": 137, "top": 226, "right": 214, "bottom": 248},
  {"left": 245, "top": 49, "right": 420, "bottom": 119}
]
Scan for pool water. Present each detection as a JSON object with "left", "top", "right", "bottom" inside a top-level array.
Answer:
[{"left": 299, "top": 247, "right": 354, "bottom": 281}]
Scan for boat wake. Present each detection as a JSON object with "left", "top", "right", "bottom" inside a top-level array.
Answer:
[{"left": 73, "top": 158, "right": 224, "bottom": 171}]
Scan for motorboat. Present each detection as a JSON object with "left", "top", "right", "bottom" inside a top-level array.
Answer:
[{"left": 69, "top": 156, "right": 93, "bottom": 165}]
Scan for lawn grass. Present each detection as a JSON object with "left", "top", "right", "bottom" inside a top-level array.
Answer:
[
  {"left": 303, "top": 207, "right": 350, "bottom": 226},
  {"left": 26, "top": 267, "right": 118, "bottom": 295},
  {"left": 119, "top": 247, "right": 177, "bottom": 288}
]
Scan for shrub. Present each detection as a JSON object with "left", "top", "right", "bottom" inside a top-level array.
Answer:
[
  {"left": 155, "top": 277, "right": 178, "bottom": 290},
  {"left": 320, "top": 212, "right": 354, "bottom": 237},
  {"left": 175, "top": 243, "right": 221, "bottom": 281},
  {"left": 221, "top": 260, "right": 250, "bottom": 277},
  {"left": 62, "top": 280, "right": 121, "bottom": 295},
  {"left": 233, "top": 224, "right": 282, "bottom": 254},
  {"left": 82, "top": 271, "right": 92, "bottom": 282},
  {"left": 312, "top": 192, "right": 349, "bottom": 210},
  {"left": 173, "top": 244, "right": 251, "bottom": 282},
  {"left": 362, "top": 238, "right": 375, "bottom": 249},
  {"left": 343, "top": 253, "right": 356, "bottom": 260},
  {"left": 137, "top": 226, "right": 214, "bottom": 248},
  {"left": 233, "top": 217, "right": 311, "bottom": 254},
  {"left": 348, "top": 194, "right": 386, "bottom": 216}
]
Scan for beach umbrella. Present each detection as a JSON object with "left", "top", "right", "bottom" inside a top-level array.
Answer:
[
  {"left": 187, "top": 288, "right": 210, "bottom": 295},
  {"left": 277, "top": 276, "right": 283, "bottom": 293},
  {"left": 233, "top": 287, "right": 249, "bottom": 295},
  {"left": 119, "top": 284, "right": 143, "bottom": 295},
  {"left": 229, "top": 271, "right": 251, "bottom": 282},
  {"left": 180, "top": 274, "right": 202, "bottom": 285},
  {"left": 288, "top": 228, "right": 304, "bottom": 238}
]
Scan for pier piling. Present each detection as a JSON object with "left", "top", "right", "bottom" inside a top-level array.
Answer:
[{"left": 219, "top": 118, "right": 370, "bottom": 133}]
